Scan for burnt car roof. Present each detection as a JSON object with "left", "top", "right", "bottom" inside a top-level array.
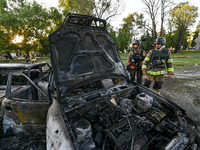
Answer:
[
  {"left": 0, "top": 62, "right": 50, "bottom": 69},
  {"left": 49, "top": 13, "right": 128, "bottom": 101}
]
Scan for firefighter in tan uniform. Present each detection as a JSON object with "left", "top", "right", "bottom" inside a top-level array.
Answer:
[
  {"left": 142, "top": 37, "right": 174, "bottom": 94},
  {"left": 30, "top": 52, "right": 36, "bottom": 63},
  {"left": 127, "top": 40, "right": 146, "bottom": 84}
]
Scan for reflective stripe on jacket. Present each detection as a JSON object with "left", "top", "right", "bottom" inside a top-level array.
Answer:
[{"left": 142, "top": 48, "right": 174, "bottom": 75}]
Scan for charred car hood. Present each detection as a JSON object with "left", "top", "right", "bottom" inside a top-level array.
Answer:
[{"left": 49, "top": 14, "right": 127, "bottom": 101}]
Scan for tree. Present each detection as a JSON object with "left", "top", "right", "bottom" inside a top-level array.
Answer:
[
  {"left": 141, "top": 0, "right": 175, "bottom": 44},
  {"left": 141, "top": 0, "right": 161, "bottom": 43},
  {"left": 58, "top": 0, "right": 125, "bottom": 22},
  {"left": 0, "top": 26, "right": 14, "bottom": 54},
  {"left": 117, "top": 28, "right": 131, "bottom": 51},
  {"left": 0, "top": 0, "right": 62, "bottom": 55},
  {"left": 107, "top": 23, "right": 119, "bottom": 48},
  {"left": 140, "top": 31, "right": 154, "bottom": 51},
  {"left": 58, "top": 0, "right": 94, "bottom": 16},
  {"left": 168, "top": 2, "right": 198, "bottom": 53},
  {"left": 92, "top": 0, "right": 124, "bottom": 21},
  {"left": 166, "top": 28, "right": 189, "bottom": 50},
  {"left": 116, "top": 13, "right": 145, "bottom": 51},
  {"left": 191, "top": 21, "right": 200, "bottom": 47},
  {"left": 160, "top": 0, "right": 174, "bottom": 36}
]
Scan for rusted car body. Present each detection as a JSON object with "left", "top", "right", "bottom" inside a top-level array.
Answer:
[
  {"left": 0, "top": 62, "right": 52, "bottom": 136},
  {"left": 46, "top": 14, "right": 200, "bottom": 150}
]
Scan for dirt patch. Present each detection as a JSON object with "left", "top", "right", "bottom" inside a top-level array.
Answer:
[{"left": 161, "top": 66, "right": 200, "bottom": 128}]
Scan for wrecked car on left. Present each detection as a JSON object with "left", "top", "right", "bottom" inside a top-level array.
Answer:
[{"left": 0, "top": 62, "right": 52, "bottom": 136}]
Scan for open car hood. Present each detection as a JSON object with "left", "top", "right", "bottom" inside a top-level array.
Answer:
[{"left": 49, "top": 14, "right": 127, "bottom": 102}]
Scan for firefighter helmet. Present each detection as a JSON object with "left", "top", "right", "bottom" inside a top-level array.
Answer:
[
  {"left": 132, "top": 40, "right": 141, "bottom": 45},
  {"left": 155, "top": 37, "right": 166, "bottom": 45}
]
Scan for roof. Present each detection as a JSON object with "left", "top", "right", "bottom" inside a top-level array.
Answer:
[{"left": 0, "top": 62, "right": 50, "bottom": 69}]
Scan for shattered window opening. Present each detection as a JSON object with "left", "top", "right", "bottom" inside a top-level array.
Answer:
[{"left": 91, "top": 20, "right": 96, "bottom": 27}]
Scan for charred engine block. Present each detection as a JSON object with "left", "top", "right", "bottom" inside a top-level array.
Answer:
[
  {"left": 64, "top": 93, "right": 194, "bottom": 150},
  {"left": 136, "top": 93, "right": 153, "bottom": 112},
  {"left": 74, "top": 119, "right": 96, "bottom": 150}
]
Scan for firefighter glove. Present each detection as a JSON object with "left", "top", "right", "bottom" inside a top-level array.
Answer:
[
  {"left": 127, "top": 65, "right": 130, "bottom": 71},
  {"left": 142, "top": 70, "right": 146, "bottom": 75},
  {"left": 168, "top": 74, "right": 172, "bottom": 78}
]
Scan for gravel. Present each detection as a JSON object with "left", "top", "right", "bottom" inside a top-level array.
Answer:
[{"left": 161, "top": 66, "right": 200, "bottom": 127}]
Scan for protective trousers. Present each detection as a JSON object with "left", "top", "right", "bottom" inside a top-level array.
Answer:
[
  {"left": 143, "top": 74, "right": 164, "bottom": 93},
  {"left": 130, "top": 68, "right": 142, "bottom": 84}
]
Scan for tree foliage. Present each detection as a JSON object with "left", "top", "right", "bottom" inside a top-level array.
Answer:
[
  {"left": 58, "top": 0, "right": 94, "bottom": 16},
  {"left": 0, "top": 0, "right": 199, "bottom": 56},
  {"left": 191, "top": 21, "right": 200, "bottom": 47},
  {"left": 116, "top": 13, "right": 145, "bottom": 51},
  {"left": 107, "top": 23, "right": 118, "bottom": 48},
  {"left": 140, "top": 31, "right": 154, "bottom": 51},
  {"left": 0, "top": 26, "right": 14, "bottom": 54},
  {"left": 168, "top": 2, "right": 198, "bottom": 53},
  {"left": 166, "top": 29, "right": 189, "bottom": 50},
  {"left": 58, "top": 0, "right": 125, "bottom": 21},
  {"left": 0, "top": 0, "right": 62, "bottom": 55},
  {"left": 93, "top": 0, "right": 124, "bottom": 21}
]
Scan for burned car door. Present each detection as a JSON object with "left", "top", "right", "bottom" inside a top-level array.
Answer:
[
  {"left": 0, "top": 62, "right": 51, "bottom": 109},
  {"left": 47, "top": 14, "right": 200, "bottom": 150},
  {"left": 1, "top": 70, "right": 51, "bottom": 136}
]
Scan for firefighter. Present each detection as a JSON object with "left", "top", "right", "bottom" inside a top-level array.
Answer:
[
  {"left": 127, "top": 40, "right": 146, "bottom": 84},
  {"left": 24, "top": 54, "right": 29, "bottom": 63},
  {"left": 30, "top": 52, "right": 36, "bottom": 63},
  {"left": 142, "top": 37, "right": 174, "bottom": 94}
]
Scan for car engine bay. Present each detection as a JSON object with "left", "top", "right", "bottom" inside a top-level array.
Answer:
[{"left": 59, "top": 83, "right": 200, "bottom": 150}]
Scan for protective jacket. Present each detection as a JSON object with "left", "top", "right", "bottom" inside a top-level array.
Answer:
[
  {"left": 30, "top": 54, "right": 36, "bottom": 63},
  {"left": 127, "top": 49, "right": 146, "bottom": 70},
  {"left": 142, "top": 48, "right": 174, "bottom": 75}
]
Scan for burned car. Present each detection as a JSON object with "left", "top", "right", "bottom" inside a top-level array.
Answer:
[
  {"left": 46, "top": 13, "right": 200, "bottom": 150},
  {"left": 0, "top": 62, "right": 52, "bottom": 136}
]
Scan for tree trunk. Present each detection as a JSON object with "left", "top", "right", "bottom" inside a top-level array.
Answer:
[
  {"left": 174, "top": 26, "right": 185, "bottom": 53},
  {"left": 39, "top": 38, "right": 49, "bottom": 55},
  {"left": 160, "top": 17, "right": 164, "bottom": 37},
  {"left": 152, "top": 19, "right": 157, "bottom": 44},
  {"left": 174, "top": 42, "right": 180, "bottom": 53},
  {"left": 174, "top": 30, "right": 181, "bottom": 53},
  {"left": 160, "top": 0, "right": 164, "bottom": 37}
]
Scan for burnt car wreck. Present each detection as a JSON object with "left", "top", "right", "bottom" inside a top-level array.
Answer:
[
  {"left": 46, "top": 14, "right": 200, "bottom": 150},
  {"left": 0, "top": 62, "right": 52, "bottom": 136},
  {"left": 0, "top": 13, "right": 199, "bottom": 150}
]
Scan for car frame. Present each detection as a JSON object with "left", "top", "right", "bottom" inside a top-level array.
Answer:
[
  {"left": 0, "top": 62, "right": 52, "bottom": 136},
  {"left": 46, "top": 13, "right": 200, "bottom": 150}
]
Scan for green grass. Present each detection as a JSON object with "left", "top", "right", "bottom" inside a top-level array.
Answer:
[
  {"left": 119, "top": 53, "right": 129, "bottom": 60},
  {"left": 120, "top": 50, "right": 200, "bottom": 66},
  {"left": 120, "top": 54, "right": 128, "bottom": 65},
  {"left": 0, "top": 56, "right": 50, "bottom": 64},
  {"left": 172, "top": 57, "right": 200, "bottom": 66},
  {"left": 171, "top": 50, "right": 200, "bottom": 66},
  {"left": 1, "top": 51, "right": 199, "bottom": 67},
  {"left": 171, "top": 50, "right": 200, "bottom": 57}
]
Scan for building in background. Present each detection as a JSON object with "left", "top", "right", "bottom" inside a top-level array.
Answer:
[{"left": 195, "top": 31, "right": 200, "bottom": 50}]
